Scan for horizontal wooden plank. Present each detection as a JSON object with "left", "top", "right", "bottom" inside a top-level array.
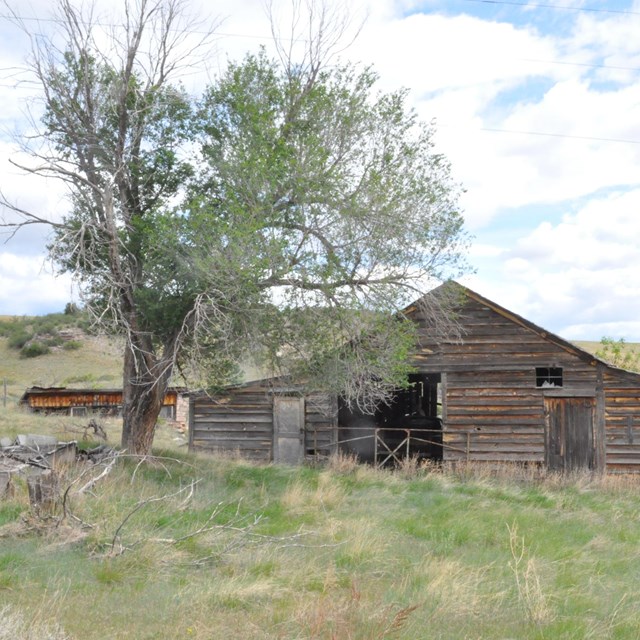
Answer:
[
  {"left": 191, "top": 435, "right": 272, "bottom": 444},
  {"left": 446, "top": 416, "right": 544, "bottom": 426},
  {"left": 193, "top": 414, "right": 272, "bottom": 423},
  {"left": 444, "top": 427, "right": 543, "bottom": 436},
  {"left": 447, "top": 407, "right": 543, "bottom": 416},
  {"left": 192, "top": 425, "right": 271, "bottom": 434},
  {"left": 444, "top": 452, "right": 545, "bottom": 462},
  {"left": 605, "top": 458, "right": 640, "bottom": 466}
]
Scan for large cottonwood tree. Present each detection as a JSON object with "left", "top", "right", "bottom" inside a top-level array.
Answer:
[{"left": 2, "top": 0, "right": 468, "bottom": 455}]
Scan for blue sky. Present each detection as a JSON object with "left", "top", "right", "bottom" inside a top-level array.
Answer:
[{"left": 1, "top": 0, "right": 640, "bottom": 342}]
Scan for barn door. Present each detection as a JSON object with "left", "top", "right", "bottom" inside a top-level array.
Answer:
[
  {"left": 273, "top": 396, "right": 305, "bottom": 464},
  {"left": 545, "top": 397, "right": 594, "bottom": 471}
]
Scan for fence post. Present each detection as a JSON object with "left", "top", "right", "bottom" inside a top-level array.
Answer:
[
  {"left": 466, "top": 432, "right": 470, "bottom": 462},
  {"left": 374, "top": 428, "right": 378, "bottom": 468}
]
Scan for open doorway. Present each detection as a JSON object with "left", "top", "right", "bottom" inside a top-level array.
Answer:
[{"left": 374, "top": 373, "right": 443, "bottom": 464}]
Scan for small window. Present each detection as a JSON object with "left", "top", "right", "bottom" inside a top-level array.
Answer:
[
  {"left": 70, "top": 406, "right": 87, "bottom": 416},
  {"left": 159, "top": 405, "right": 175, "bottom": 419},
  {"left": 536, "top": 367, "right": 563, "bottom": 388}
]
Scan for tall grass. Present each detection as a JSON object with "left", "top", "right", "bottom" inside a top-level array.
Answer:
[{"left": 2, "top": 454, "right": 640, "bottom": 638}]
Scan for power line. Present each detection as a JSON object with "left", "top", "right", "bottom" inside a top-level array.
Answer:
[
  {"left": 461, "top": 0, "right": 640, "bottom": 16},
  {"left": 478, "top": 126, "right": 640, "bottom": 144},
  {"left": 522, "top": 58, "right": 640, "bottom": 73}
]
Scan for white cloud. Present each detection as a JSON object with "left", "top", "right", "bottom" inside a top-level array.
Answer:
[
  {"left": 0, "top": 253, "right": 73, "bottom": 314},
  {"left": 477, "top": 188, "right": 640, "bottom": 339}
]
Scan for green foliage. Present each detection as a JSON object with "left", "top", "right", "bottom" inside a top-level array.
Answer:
[
  {"left": 19, "top": 342, "right": 51, "bottom": 358},
  {"left": 0, "top": 310, "right": 91, "bottom": 356},
  {"left": 6, "top": 329, "right": 32, "bottom": 350},
  {"left": 0, "top": 505, "right": 24, "bottom": 527},
  {"left": 596, "top": 337, "right": 640, "bottom": 372},
  {"left": 62, "top": 340, "right": 82, "bottom": 351},
  {"left": 181, "top": 49, "right": 468, "bottom": 406},
  {"left": 2, "top": 458, "right": 640, "bottom": 638}
]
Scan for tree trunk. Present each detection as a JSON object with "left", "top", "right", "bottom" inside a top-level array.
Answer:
[{"left": 120, "top": 342, "right": 170, "bottom": 456}]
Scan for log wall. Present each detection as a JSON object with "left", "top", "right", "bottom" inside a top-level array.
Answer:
[
  {"left": 189, "top": 383, "right": 337, "bottom": 461},
  {"left": 409, "top": 294, "right": 599, "bottom": 465},
  {"left": 602, "top": 370, "right": 640, "bottom": 472}
]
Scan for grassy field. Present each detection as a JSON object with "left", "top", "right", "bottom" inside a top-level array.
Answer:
[
  {"left": 2, "top": 455, "right": 640, "bottom": 639},
  {"left": 2, "top": 335, "right": 640, "bottom": 638}
]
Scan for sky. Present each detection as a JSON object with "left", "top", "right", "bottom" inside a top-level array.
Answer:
[{"left": 0, "top": 0, "right": 640, "bottom": 342}]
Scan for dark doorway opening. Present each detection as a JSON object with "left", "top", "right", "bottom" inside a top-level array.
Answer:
[{"left": 375, "top": 373, "right": 443, "bottom": 464}]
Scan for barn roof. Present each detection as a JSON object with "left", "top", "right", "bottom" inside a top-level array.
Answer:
[
  {"left": 408, "top": 281, "right": 640, "bottom": 380},
  {"left": 19, "top": 386, "right": 188, "bottom": 406}
]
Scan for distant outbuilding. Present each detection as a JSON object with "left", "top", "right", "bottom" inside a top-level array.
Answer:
[{"left": 20, "top": 386, "right": 189, "bottom": 430}]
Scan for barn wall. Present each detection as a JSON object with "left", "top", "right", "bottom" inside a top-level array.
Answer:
[
  {"left": 304, "top": 392, "right": 338, "bottom": 456},
  {"left": 189, "top": 384, "right": 337, "bottom": 461},
  {"left": 23, "top": 387, "right": 181, "bottom": 417},
  {"left": 602, "top": 370, "right": 640, "bottom": 472},
  {"left": 409, "top": 296, "right": 599, "bottom": 464},
  {"left": 190, "top": 386, "right": 274, "bottom": 461},
  {"left": 190, "top": 288, "right": 640, "bottom": 471},
  {"left": 25, "top": 391, "right": 124, "bottom": 411}
]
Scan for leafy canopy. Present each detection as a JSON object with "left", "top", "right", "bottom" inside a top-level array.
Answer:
[{"left": 178, "top": 49, "right": 468, "bottom": 405}]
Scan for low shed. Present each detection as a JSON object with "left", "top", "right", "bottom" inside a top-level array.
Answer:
[
  {"left": 189, "top": 383, "right": 337, "bottom": 464},
  {"left": 189, "top": 283, "right": 640, "bottom": 473},
  {"left": 21, "top": 386, "right": 188, "bottom": 425}
]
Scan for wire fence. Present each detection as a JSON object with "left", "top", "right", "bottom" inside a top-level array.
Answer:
[{"left": 311, "top": 426, "right": 472, "bottom": 468}]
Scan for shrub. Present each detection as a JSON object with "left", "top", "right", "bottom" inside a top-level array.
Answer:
[
  {"left": 44, "top": 336, "right": 64, "bottom": 348},
  {"left": 20, "top": 342, "right": 50, "bottom": 358},
  {"left": 7, "top": 330, "right": 33, "bottom": 350},
  {"left": 63, "top": 340, "right": 83, "bottom": 351}
]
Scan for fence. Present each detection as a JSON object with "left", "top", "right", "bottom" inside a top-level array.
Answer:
[{"left": 312, "top": 426, "right": 472, "bottom": 468}]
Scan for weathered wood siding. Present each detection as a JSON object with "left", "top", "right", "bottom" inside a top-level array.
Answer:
[
  {"left": 190, "top": 285, "right": 640, "bottom": 472},
  {"left": 304, "top": 392, "right": 339, "bottom": 456},
  {"left": 602, "top": 369, "right": 640, "bottom": 472},
  {"left": 408, "top": 295, "right": 598, "bottom": 464},
  {"left": 190, "top": 385, "right": 274, "bottom": 461},
  {"left": 189, "top": 383, "right": 337, "bottom": 461},
  {"left": 21, "top": 387, "right": 180, "bottom": 415}
]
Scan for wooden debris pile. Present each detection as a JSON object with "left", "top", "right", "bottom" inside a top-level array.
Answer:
[{"left": 0, "top": 434, "right": 115, "bottom": 506}]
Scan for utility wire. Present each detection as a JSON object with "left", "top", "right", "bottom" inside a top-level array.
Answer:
[
  {"left": 461, "top": 0, "right": 640, "bottom": 16},
  {"left": 477, "top": 126, "right": 640, "bottom": 145}
]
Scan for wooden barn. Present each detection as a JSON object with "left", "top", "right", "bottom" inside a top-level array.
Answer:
[
  {"left": 189, "top": 282, "right": 640, "bottom": 473},
  {"left": 20, "top": 386, "right": 189, "bottom": 426}
]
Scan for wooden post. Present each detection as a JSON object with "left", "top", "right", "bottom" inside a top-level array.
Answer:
[
  {"left": 406, "top": 429, "right": 410, "bottom": 459},
  {"left": 466, "top": 432, "right": 470, "bottom": 462},
  {"left": 374, "top": 428, "right": 378, "bottom": 468},
  {"left": 594, "top": 364, "right": 606, "bottom": 474}
]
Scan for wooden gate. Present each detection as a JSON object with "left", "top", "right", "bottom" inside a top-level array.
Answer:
[
  {"left": 545, "top": 397, "right": 594, "bottom": 471},
  {"left": 273, "top": 396, "right": 304, "bottom": 464}
]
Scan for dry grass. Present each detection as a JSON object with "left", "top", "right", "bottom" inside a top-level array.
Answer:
[
  {"left": 3, "top": 454, "right": 640, "bottom": 638},
  {"left": 0, "top": 604, "right": 71, "bottom": 640}
]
